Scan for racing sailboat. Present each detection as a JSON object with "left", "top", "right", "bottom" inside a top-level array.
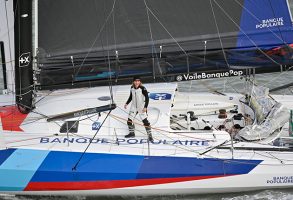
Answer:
[{"left": 0, "top": 0, "right": 293, "bottom": 196}]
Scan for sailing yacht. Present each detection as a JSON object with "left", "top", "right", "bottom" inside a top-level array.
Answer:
[{"left": 0, "top": 0, "right": 293, "bottom": 196}]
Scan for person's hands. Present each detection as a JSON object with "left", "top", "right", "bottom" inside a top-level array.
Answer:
[
  {"left": 142, "top": 108, "right": 147, "bottom": 113},
  {"left": 124, "top": 104, "right": 128, "bottom": 109}
]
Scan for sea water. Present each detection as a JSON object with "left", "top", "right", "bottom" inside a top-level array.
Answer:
[{"left": 0, "top": 71, "right": 293, "bottom": 200}]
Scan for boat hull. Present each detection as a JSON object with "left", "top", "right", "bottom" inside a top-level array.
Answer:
[{"left": 0, "top": 148, "right": 293, "bottom": 196}]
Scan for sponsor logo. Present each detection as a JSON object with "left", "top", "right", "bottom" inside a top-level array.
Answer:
[
  {"left": 256, "top": 17, "right": 284, "bottom": 29},
  {"left": 149, "top": 93, "right": 172, "bottom": 100},
  {"left": 19, "top": 52, "right": 31, "bottom": 67},
  {"left": 267, "top": 176, "right": 293, "bottom": 184},
  {"left": 194, "top": 103, "right": 219, "bottom": 107},
  {"left": 40, "top": 137, "right": 209, "bottom": 146},
  {"left": 176, "top": 70, "right": 243, "bottom": 81},
  {"left": 74, "top": 108, "right": 98, "bottom": 118},
  {"left": 92, "top": 121, "right": 101, "bottom": 130}
]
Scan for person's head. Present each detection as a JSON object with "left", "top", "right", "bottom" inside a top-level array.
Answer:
[{"left": 132, "top": 76, "right": 141, "bottom": 88}]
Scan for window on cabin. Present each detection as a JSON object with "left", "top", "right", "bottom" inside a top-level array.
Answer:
[{"left": 60, "top": 121, "right": 79, "bottom": 133}]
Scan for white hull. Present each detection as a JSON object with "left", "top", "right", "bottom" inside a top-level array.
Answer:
[{"left": 0, "top": 83, "right": 292, "bottom": 196}]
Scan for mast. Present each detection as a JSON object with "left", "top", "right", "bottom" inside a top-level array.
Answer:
[{"left": 14, "top": 0, "right": 34, "bottom": 113}]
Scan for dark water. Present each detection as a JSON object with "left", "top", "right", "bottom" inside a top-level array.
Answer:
[
  {"left": 0, "top": 189, "right": 293, "bottom": 200},
  {"left": 0, "top": 71, "right": 293, "bottom": 200}
]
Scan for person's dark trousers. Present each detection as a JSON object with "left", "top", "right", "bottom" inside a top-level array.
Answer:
[
  {"left": 143, "top": 118, "right": 153, "bottom": 142},
  {"left": 125, "top": 118, "right": 135, "bottom": 138}
]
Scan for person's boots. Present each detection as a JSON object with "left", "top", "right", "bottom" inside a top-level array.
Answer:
[
  {"left": 125, "top": 118, "right": 135, "bottom": 138},
  {"left": 147, "top": 131, "right": 154, "bottom": 143},
  {"left": 125, "top": 132, "right": 135, "bottom": 138},
  {"left": 143, "top": 118, "right": 153, "bottom": 142}
]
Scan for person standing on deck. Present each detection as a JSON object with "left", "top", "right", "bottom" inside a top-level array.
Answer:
[{"left": 124, "top": 76, "right": 154, "bottom": 142}]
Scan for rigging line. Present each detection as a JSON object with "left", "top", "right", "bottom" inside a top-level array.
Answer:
[
  {"left": 107, "top": 48, "right": 114, "bottom": 103},
  {"left": 70, "top": 129, "right": 210, "bottom": 154},
  {"left": 199, "top": 140, "right": 229, "bottom": 155},
  {"left": 261, "top": 66, "right": 293, "bottom": 87},
  {"left": 143, "top": 0, "right": 162, "bottom": 79},
  {"left": 4, "top": 0, "right": 16, "bottom": 103},
  {"left": 268, "top": 0, "right": 293, "bottom": 59},
  {"left": 209, "top": 0, "right": 229, "bottom": 67},
  {"left": 72, "top": 110, "right": 112, "bottom": 171},
  {"left": 254, "top": 151, "right": 285, "bottom": 163},
  {"left": 113, "top": 123, "right": 293, "bottom": 164},
  {"left": 9, "top": 108, "right": 288, "bottom": 166},
  {"left": 197, "top": 79, "right": 226, "bottom": 95},
  {"left": 112, "top": 3, "right": 117, "bottom": 55},
  {"left": 212, "top": 0, "right": 281, "bottom": 66},
  {"left": 74, "top": 0, "right": 116, "bottom": 78},
  {"left": 144, "top": 4, "right": 187, "bottom": 56},
  {"left": 112, "top": 0, "right": 120, "bottom": 81},
  {"left": 267, "top": 0, "right": 287, "bottom": 45},
  {"left": 4, "top": 0, "right": 21, "bottom": 96},
  {"left": 68, "top": 113, "right": 293, "bottom": 166},
  {"left": 107, "top": 27, "right": 114, "bottom": 104},
  {"left": 3, "top": 1, "right": 19, "bottom": 128},
  {"left": 16, "top": 101, "right": 63, "bottom": 129},
  {"left": 113, "top": 106, "right": 215, "bottom": 141},
  {"left": 288, "top": 84, "right": 293, "bottom": 93},
  {"left": 4, "top": 0, "right": 14, "bottom": 74},
  {"left": 15, "top": 88, "right": 34, "bottom": 97},
  {"left": 0, "top": 60, "right": 15, "bottom": 65},
  {"left": 15, "top": 0, "right": 20, "bottom": 91},
  {"left": 103, "top": 1, "right": 114, "bottom": 104},
  {"left": 109, "top": 114, "right": 210, "bottom": 156},
  {"left": 5, "top": 133, "right": 59, "bottom": 145},
  {"left": 144, "top": 5, "right": 191, "bottom": 75},
  {"left": 33, "top": 90, "right": 54, "bottom": 105}
]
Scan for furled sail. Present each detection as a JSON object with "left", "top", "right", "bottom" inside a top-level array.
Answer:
[
  {"left": 238, "top": 102, "right": 289, "bottom": 141},
  {"left": 238, "top": 85, "right": 289, "bottom": 141}
]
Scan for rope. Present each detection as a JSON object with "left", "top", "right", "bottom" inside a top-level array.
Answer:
[
  {"left": 144, "top": 3, "right": 188, "bottom": 57},
  {"left": 209, "top": 0, "right": 229, "bottom": 67},
  {"left": 2, "top": 105, "right": 291, "bottom": 166},
  {"left": 5, "top": 133, "right": 59, "bottom": 145},
  {"left": 234, "top": 0, "right": 289, "bottom": 47},
  {"left": 74, "top": 0, "right": 116, "bottom": 78},
  {"left": 108, "top": 111, "right": 211, "bottom": 156},
  {"left": 0, "top": 60, "right": 15, "bottom": 65},
  {"left": 4, "top": 0, "right": 13, "bottom": 72},
  {"left": 113, "top": 106, "right": 219, "bottom": 141},
  {"left": 72, "top": 110, "right": 112, "bottom": 170},
  {"left": 93, "top": 112, "right": 293, "bottom": 165},
  {"left": 267, "top": 0, "right": 287, "bottom": 47},
  {"left": 261, "top": 66, "right": 293, "bottom": 87},
  {"left": 143, "top": 0, "right": 164, "bottom": 78},
  {"left": 212, "top": 0, "right": 281, "bottom": 66}
]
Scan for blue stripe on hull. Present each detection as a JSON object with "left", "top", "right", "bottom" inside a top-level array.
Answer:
[
  {"left": 31, "top": 151, "right": 145, "bottom": 182},
  {"left": 29, "top": 150, "right": 262, "bottom": 182},
  {"left": 0, "top": 148, "right": 262, "bottom": 190},
  {"left": 0, "top": 149, "right": 49, "bottom": 191},
  {"left": 0, "top": 148, "right": 15, "bottom": 166},
  {"left": 137, "top": 156, "right": 261, "bottom": 179}
]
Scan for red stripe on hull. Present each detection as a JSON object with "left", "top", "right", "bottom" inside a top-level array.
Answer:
[{"left": 25, "top": 175, "right": 229, "bottom": 191}]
